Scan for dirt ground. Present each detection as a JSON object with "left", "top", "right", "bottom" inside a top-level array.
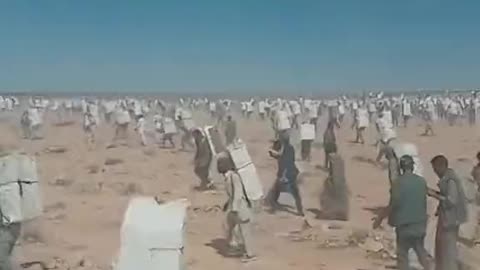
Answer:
[{"left": 3, "top": 107, "right": 480, "bottom": 270}]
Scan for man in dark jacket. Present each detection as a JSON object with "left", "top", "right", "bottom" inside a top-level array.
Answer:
[
  {"left": 267, "top": 134, "right": 304, "bottom": 216},
  {"left": 373, "top": 155, "right": 431, "bottom": 270}
]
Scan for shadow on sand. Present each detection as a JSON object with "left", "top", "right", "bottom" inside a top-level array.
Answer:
[
  {"left": 205, "top": 238, "right": 243, "bottom": 258},
  {"left": 306, "top": 208, "right": 348, "bottom": 221}
]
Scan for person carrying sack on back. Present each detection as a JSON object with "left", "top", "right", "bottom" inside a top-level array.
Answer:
[{"left": 217, "top": 152, "right": 256, "bottom": 261}]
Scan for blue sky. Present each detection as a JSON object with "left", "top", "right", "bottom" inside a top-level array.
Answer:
[{"left": 1, "top": 0, "right": 479, "bottom": 93}]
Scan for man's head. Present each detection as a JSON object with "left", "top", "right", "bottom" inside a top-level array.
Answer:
[
  {"left": 476, "top": 151, "right": 480, "bottom": 163},
  {"left": 431, "top": 155, "right": 449, "bottom": 178},
  {"left": 217, "top": 152, "right": 235, "bottom": 174},
  {"left": 227, "top": 115, "right": 232, "bottom": 121},
  {"left": 192, "top": 129, "right": 204, "bottom": 141},
  {"left": 399, "top": 155, "right": 415, "bottom": 173}
]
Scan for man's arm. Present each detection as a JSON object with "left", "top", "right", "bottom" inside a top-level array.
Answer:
[
  {"left": 373, "top": 182, "right": 398, "bottom": 229},
  {"left": 444, "top": 179, "right": 458, "bottom": 209}
]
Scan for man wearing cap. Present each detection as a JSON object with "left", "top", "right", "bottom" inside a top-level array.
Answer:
[{"left": 373, "top": 155, "right": 431, "bottom": 270}]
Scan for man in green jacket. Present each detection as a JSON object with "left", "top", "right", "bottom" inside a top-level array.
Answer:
[{"left": 373, "top": 155, "right": 431, "bottom": 270}]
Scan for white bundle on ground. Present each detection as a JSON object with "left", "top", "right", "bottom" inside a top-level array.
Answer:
[
  {"left": 115, "top": 197, "right": 188, "bottom": 270},
  {"left": 0, "top": 152, "right": 42, "bottom": 224}
]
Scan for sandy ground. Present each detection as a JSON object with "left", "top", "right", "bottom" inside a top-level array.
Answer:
[{"left": 2, "top": 108, "right": 480, "bottom": 270}]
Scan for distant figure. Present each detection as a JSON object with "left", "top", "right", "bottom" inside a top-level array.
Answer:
[
  {"left": 467, "top": 99, "right": 476, "bottom": 126},
  {"left": 323, "top": 120, "right": 337, "bottom": 169},
  {"left": 447, "top": 101, "right": 461, "bottom": 126},
  {"left": 83, "top": 109, "right": 97, "bottom": 148},
  {"left": 177, "top": 116, "right": 194, "bottom": 151},
  {"left": 134, "top": 114, "right": 147, "bottom": 146},
  {"left": 267, "top": 134, "right": 305, "bottom": 216},
  {"left": 217, "top": 152, "right": 256, "bottom": 261},
  {"left": 373, "top": 155, "right": 431, "bottom": 270},
  {"left": 224, "top": 115, "right": 237, "bottom": 146},
  {"left": 320, "top": 145, "right": 349, "bottom": 221},
  {"left": 161, "top": 117, "right": 177, "bottom": 148},
  {"left": 402, "top": 99, "right": 413, "bottom": 127},
  {"left": 258, "top": 100, "right": 266, "bottom": 120},
  {"left": 27, "top": 107, "right": 43, "bottom": 140},
  {"left": 113, "top": 105, "right": 131, "bottom": 144},
  {"left": 192, "top": 129, "right": 214, "bottom": 190},
  {"left": 428, "top": 155, "right": 467, "bottom": 270},
  {"left": 300, "top": 121, "right": 315, "bottom": 161},
  {"left": 20, "top": 110, "right": 31, "bottom": 139},
  {"left": 355, "top": 105, "right": 369, "bottom": 144}
]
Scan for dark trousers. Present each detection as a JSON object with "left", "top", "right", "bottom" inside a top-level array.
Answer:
[
  {"left": 310, "top": 117, "right": 318, "bottom": 131},
  {"left": 269, "top": 180, "right": 304, "bottom": 216},
  {"left": 396, "top": 232, "right": 431, "bottom": 270},
  {"left": 301, "top": 140, "right": 312, "bottom": 161}
]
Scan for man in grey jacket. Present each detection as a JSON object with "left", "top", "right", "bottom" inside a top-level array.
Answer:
[{"left": 428, "top": 155, "right": 467, "bottom": 270}]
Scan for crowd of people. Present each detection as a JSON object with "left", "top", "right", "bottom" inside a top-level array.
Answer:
[{"left": 0, "top": 91, "right": 480, "bottom": 269}]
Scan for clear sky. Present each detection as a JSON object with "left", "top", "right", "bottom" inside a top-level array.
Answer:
[{"left": 1, "top": 0, "right": 479, "bottom": 94}]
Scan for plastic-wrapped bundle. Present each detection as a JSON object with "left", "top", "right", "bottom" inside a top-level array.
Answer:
[
  {"left": 391, "top": 141, "right": 424, "bottom": 177},
  {"left": 0, "top": 152, "right": 42, "bottom": 224},
  {"left": 115, "top": 198, "right": 188, "bottom": 270},
  {"left": 227, "top": 140, "right": 264, "bottom": 202}
]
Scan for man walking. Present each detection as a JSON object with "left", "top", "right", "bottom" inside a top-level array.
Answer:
[
  {"left": 192, "top": 129, "right": 214, "bottom": 190},
  {"left": 428, "top": 155, "right": 467, "bottom": 270},
  {"left": 267, "top": 134, "right": 305, "bottom": 217},
  {"left": 373, "top": 155, "right": 431, "bottom": 270},
  {"left": 217, "top": 152, "right": 256, "bottom": 261}
]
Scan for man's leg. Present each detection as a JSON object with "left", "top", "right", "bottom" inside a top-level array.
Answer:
[
  {"left": 301, "top": 140, "right": 307, "bottom": 161},
  {"left": 396, "top": 233, "right": 411, "bottom": 270},
  {"left": 306, "top": 140, "right": 312, "bottom": 161},
  {"left": 441, "top": 227, "right": 459, "bottom": 270},
  {"left": 268, "top": 181, "right": 282, "bottom": 210},
  {"left": 238, "top": 222, "right": 255, "bottom": 258},
  {"left": 412, "top": 235, "right": 431, "bottom": 270},
  {"left": 289, "top": 183, "right": 304, "bottom": 216}
]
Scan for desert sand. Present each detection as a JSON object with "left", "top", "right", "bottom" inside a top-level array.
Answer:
[{"left": 3, "top": 108, "right": 480, "bottom": 270}]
